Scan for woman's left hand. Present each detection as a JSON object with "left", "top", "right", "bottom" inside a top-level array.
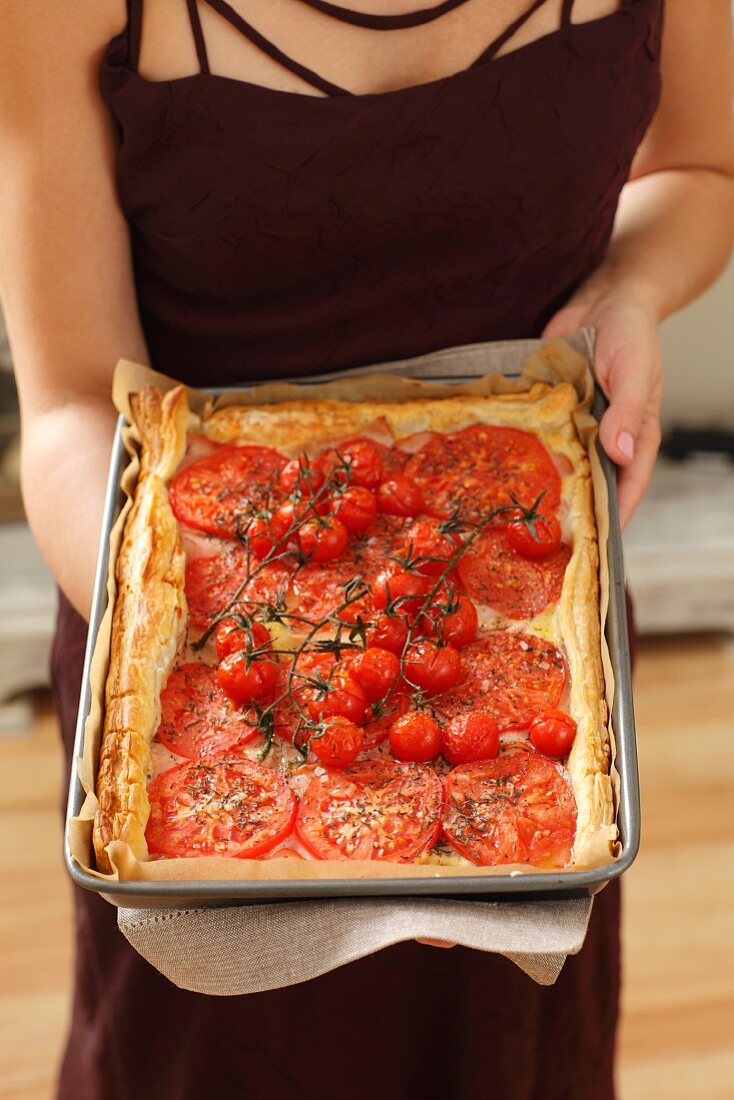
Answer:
[{"left": 543, "top": 284, "right": 663, "bottom": 529}]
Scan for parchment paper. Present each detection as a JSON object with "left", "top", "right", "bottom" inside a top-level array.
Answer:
[{"left": 69, "top": 331, "right": 620, "bottom": 889}]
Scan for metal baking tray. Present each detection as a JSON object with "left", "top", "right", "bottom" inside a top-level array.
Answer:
[{"left": 64, "top": 357, "right": 640, "bottom": 907}]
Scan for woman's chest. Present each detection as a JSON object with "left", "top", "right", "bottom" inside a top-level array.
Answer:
[
  {"left": 116, "top": 35, "right": 659, "bottom": 300},
  {"left": 137, "top": 0, "right": 624, "bottom": 99}
]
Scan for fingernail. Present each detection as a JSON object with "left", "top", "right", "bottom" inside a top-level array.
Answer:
[{"left": 617, "top": 432, "right": 635, "bottom": 461}]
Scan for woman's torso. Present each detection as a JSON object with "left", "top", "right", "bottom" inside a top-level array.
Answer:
[
  {"left": 99, "top": 0, "right": 664, "bottom": 387},
  {"left": 55, "top": 5, "right": 661, "bottom": 1095}
]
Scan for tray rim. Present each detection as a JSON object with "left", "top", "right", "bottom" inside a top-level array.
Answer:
[{"left": 64, "top": 352, "right": 640, "bottom": 906}]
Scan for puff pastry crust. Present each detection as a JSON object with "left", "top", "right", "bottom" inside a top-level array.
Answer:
[
  {"left": 94, "top": 381, "right": 616, "bottom": 873},
  {"left": 93, "top": 387, "right": 189, "bottom": 873}
]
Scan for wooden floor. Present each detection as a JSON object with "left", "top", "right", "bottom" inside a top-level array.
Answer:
[{"left": 0, "top": 635, "right": 732, "bottom": 1099}]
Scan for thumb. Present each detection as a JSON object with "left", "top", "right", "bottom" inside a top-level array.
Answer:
[{"left": 597, "top": 349, "right": 654, "bottom": 467}]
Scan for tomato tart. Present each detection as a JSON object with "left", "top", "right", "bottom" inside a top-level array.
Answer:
[{"left": 93, "top": 378, "right": 616, "bottom": 876}]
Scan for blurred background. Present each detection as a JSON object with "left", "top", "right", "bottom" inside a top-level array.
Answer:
[{"left": 0, "top": 273, "right": 732, "bottom": 1098}]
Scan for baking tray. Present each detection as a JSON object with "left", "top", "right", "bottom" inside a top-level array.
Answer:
[{"left": 64, "top": 349, "right": 640, "bottom": 907}]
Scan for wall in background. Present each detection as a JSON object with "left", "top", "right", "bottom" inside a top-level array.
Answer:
[{"left": 659, "top": 256, "right": 734, "bottom": 430}]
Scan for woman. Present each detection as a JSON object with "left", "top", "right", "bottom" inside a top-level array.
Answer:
[{"left": 1, "top": 1, "right": 733, "bottom": 1096}]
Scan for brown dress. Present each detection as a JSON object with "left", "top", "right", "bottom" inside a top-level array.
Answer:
[{"left": 53, "top": 0, "right": 660, "bottom": 1095}]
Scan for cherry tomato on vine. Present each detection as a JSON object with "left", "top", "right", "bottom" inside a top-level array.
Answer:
[
  {"left": 217, "top": 650, "right": 278, "bottom": 704},
  {"left": 403, "top": 518, "right": 462, "bottom": 576},
  {"left": 297, "top": 517, "right": 349, "bottom": 563},
  {"left": 362, "top": 691, "right": 410, "bottom": 748},
  {"left": 270, "top": 499, "right": 312, "bottom": 540},
  {"left": 330, "top": 486, "right": 378, "bottom": 534},
  {"left": 310, "top": 716, "right": 364, "bottom": 768},
  {"left": 421, "top": 594, "right": 478, "bottom": 649},
  {"left": 389, "top": 711, "right": 441, "bottom": 763},
  {"left": 349, "top": 647, "right": 401, "bottom": 704},
  {"left": 367, "top": 612, "right": 410, "bottom": 655},
  {"left": 214, "top": 618, "right": 272, "bottom": 662},
  {"left": 371, "top": 569, "right": 430, "bottom": 618},
  {"left": 505, "top": 509, "right": 562, "bottom": 560},
  {"left": 306, "top": 673, "right": 367, "bottom": 725},
  {"left": 404, "top": 640, "right": 462, "bottom": 695},
  {"left": 528, "top": 710, "right": 577, "bottom": 757},
  {"left": 336, "top": 594, "right": 372, "bottom": 626},
  {"left": 441, "top": 711, "right": 500, "bottom": 765},
  {"left": 279, "top": 456, "right": 326, "bottom": 497},
  {"left": 318, "top": 440, "right": 384, "bottom": 489},
  {"left": 243, "top": 515, "right": 281, "bottom": 558},
  {"left": 377, "top": 475, "right": 425, "bottom": 517}
]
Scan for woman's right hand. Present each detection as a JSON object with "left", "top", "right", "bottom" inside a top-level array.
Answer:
[
  {"left": 0, "top": 1, "right": 149, "bottom": 618},
  {"left": 544, "top": 282, "right": 663, "bottom": 529}
]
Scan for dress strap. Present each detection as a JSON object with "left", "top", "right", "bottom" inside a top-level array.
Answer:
[
  {"left": 186, "top": 0, "right": 211, "bottom": 74},
  {"left": 126, "top": 0, "right": 144, "bottom": 70},
  {"left": 290, "top": 0, "right": 474, "bottom": 31},
  {"left": 474, "top": 0, "right": 553, "bottom": 63},
  {"left": 200, "top": 0, "right": 349, "bottom": 95},
  {"left": 560, "top": 0, "right": 576, "bottom": 24}
]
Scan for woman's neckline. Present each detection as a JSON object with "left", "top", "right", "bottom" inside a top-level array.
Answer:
[{"left": 103, "top": 5, "right": 634, "bottom": 106}]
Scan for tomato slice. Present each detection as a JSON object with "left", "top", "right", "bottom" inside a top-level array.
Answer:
[
  {"left": 291, "top": 516, "right": 405, "bottom": 623},
  {"left": 296, "top": 759, "right": 444, "bottom": 861},
  {"left": 442, "top": 752, "right": 577, "bottom": 867},
  {"left": 319, "top": 437, "right": 408, "bottom": 482},
  {"left": 373, "top": 441, "right": 410, "bottom": 477},
  {"left": 434, "top": 632, "right": 566, "bottom": 729},
  {"left": 185, "top": 548, "right": 292, "bottom": 633},
  {"left": 156, "top": 662, "right": 262, "bottom": 759},
  {"left": 456, "top": 529, "right": 571, "bottom": 619},
  {"left": 291, "top": 558, "right": 369, "bottom": 625},
  {"left": 146, "top": 756, "right": 297, "bottom": 858},
  {"left": 404, "top": 425, "right": 562, "bottom": 522},
  {"left": 170, "top": 445, "right": 287, "bottom": 538}
]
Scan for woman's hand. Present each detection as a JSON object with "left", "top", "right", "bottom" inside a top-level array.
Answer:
[{"left": 543, "top": 285, "right": 663, "bottom": 529}]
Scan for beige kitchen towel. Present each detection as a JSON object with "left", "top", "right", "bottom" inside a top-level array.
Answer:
[{"left": 118, "top": 895, "right": 593, "bottom": 993}]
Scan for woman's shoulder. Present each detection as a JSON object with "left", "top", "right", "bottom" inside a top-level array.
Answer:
[
  {"left": 1, "top": 0, "right": 128, "bottom": 74},
  {"left": 0, "top": 0, "right": 130, "bottom": 132}
]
